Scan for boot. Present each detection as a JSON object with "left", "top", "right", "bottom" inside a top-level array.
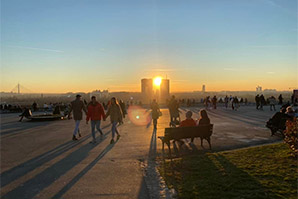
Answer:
[{"left": 72, "top": 135, "right": 78, "bottom": 141}]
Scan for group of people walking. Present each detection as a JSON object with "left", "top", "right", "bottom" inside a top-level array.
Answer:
[
  {"left": 255, "top": 94, "right": 284, "bottom": 111},
  {"left": 69, "top": 95, "right": 123, "bottom": 144}
]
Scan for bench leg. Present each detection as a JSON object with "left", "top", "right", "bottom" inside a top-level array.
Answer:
[
  {"left": 207, "top": 137, "right": 211, "bottom": 150},
  {"left": 166, "top": 141, "right": 171, "bottom": 158},
  {"left": 162, "top": 140, "right": 165, "bottom": 154}
]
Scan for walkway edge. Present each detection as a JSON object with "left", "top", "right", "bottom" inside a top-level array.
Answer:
[{"left": 141, "top": 160, "right": 177, "bottom": 199}]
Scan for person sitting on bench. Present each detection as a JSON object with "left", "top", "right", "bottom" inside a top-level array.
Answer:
[
  {"left": 180, "top": 111, "right": 196, "bottom": 127},
  {"left": 190, "top": 109, "right": 210, "bottom": 143},
  {"left": 174, "top": 111, "right": 196, "bottom": 146},
  {"left": 266, "top": 107, "right": 289, "bottom": 136}
]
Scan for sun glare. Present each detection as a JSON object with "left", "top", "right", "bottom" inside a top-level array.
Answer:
[{"left": 154, "top": 77, "right": 162, "bottom": 87}]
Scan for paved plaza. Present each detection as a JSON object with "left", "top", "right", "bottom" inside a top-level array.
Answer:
[{"left": 0, "top": 106, "right": 282, "bottom": 199}]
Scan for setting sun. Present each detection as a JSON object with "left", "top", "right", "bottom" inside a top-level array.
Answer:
[{"left": 153, "top": 77, "right": 162, "bottom": 87}]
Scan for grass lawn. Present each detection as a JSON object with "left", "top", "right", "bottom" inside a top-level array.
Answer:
[{"left": 158, "top": 143, "right": 297, "bottom": 199}]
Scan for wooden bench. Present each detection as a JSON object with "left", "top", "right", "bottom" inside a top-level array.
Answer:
[{"left": 158, "top": 124, "right": 213, "bottom": 156}]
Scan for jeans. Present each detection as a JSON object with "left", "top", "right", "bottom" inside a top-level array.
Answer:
[
  {"left": 73, "top": 120, "right": 80, "bottom": 136},
  {"left": 111, "top": 121, "right": 119, "bottom": 139},
  {"left": 91, "top": 120, "right": 103, "bottom": 140}
]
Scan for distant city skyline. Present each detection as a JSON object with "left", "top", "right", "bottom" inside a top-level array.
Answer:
[
  {"left": 1, "top": 0, "right": 297, "bottom": 93},
  {"left": 3, "top": 81, "right": 293, "bottom": 94}
]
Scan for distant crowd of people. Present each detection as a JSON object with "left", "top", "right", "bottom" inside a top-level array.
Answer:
[
  {"left": 0, "top": 104, "right": 22, "bottom": 113},
  {"left": 5, "top": 91, "right": 297, "bottom": 145}
]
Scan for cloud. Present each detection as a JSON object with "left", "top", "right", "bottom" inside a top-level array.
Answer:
[{"left": 7, "top": 45, "right": 64, "bottom": 53}]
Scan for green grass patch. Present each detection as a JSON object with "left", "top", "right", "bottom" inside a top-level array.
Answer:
[{"left": 158, "top": 143, "right": 297, "bottom": 199}]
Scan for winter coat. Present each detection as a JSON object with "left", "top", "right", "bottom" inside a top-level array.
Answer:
[
  {"left": 70, "top": 99, "right": 86, "bottom": 120},
  {"left": 106, "top": 104, "right": 123, "bottom": 123},
  {"left": 86, "top": 102, "right": 106, "bottom": 121},
  {"left": 151, "top": 102, "right": 160, "bottom": 120}
]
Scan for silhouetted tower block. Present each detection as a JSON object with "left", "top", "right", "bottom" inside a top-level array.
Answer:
[
  {"left": 202, "top": 85, "right": 206, "bottom": 92},
  {"left": 141, "top": 79, "right": 153, "bottom": 104},
  {"left": 160, "top": 79, "right": 170, "bottom": 103}
]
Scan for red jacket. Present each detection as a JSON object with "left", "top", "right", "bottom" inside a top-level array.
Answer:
[
  {"left": 86, "top": 102, "right": 106, "bottom": 121},
  {"left": 179, "top": 118, "right": 197, "bottom": 127}
]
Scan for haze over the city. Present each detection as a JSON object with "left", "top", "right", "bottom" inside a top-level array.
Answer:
[{"left": 1, "top": 0, "right": 297, "bottom": 93}]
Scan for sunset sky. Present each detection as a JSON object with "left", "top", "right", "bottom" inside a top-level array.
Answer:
[{"left": 1, "top": 0, "right": 297, "bottom": 93}]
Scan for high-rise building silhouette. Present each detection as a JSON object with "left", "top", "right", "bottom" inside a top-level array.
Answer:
[
  {"left": 141, "top": 79, "right": 153, "bottom": 104},
  {"left": 141, "top": 78, "right": 170, "bottom": 104},
  {"left": 202, "top": 85, "right": 206, "bottom": 92},
  {"left": 160, "top": 79, "right": 170, "bottom": 103}
]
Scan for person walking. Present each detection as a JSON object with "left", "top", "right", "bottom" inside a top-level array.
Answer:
[
  {"left": 151, "top": 99, "right": 161, "bottom": 129},
  {"left": 69, "top": 95, "right": 87, "bottom": 140},
  {"left": 278, "top": 94, "right": 283, "bottom": 105},
  {"left": 105, "top": 97, "right": 123, "bottom": 144},
  {"left": 86, "top": 96, "right": 106, "bottom": 143},
  {"left": 233, "top": 96, "right": 239, "bottom": 110},
  {"left": 260, "top": 94, "right": 265, "bottom": 110},
  {"left": 119, "top": 100, "right": 127, "bottom": 119},
  {"left": 269, "top": 96, "right": 276, "bottom": 111},
  {"left": 255, "top": 94, "right": 260, "bottom": 110},
  {"left": 212, "top": 96, "right": 217, "bottom": 109},
  {"left": 168, "top": 95, "right": 180, "bottom": 126},
  {"left": 224, "top": 95, "right": 229, "bottom": 108}
]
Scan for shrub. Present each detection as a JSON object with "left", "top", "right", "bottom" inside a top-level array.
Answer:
[{"left": 284, "top": 118, "right": 298, "bottom": 157}]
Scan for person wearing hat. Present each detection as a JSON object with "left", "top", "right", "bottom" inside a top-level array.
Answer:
[{"left": 69, "top": 94, "right": 87, "bottom": 140}]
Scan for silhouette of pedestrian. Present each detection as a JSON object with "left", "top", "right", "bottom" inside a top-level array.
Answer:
[
  {"left": 278, "top": 94, "right": 283, "bottom": 105},
  {"left": 260, "top": 95, "right": 265, "bottom": 110},
  {"left": 105, "top": 97, "right": 123, "bottom": 144},
  {"left": 69, "top": 95, "right": 87, "bottom": 140},
  {"left": 151, "top": 99, "right": 160, "bottom": 129},
  {"left": 168, "top": 95, "right": 180, "bottom": 126},
  {"left": 212, "top": 96, "right": 217, "bottom": 109},
  {"left": 255, "top": 95, "right": 260, "bottom": 110},
  {"left": 224, "top": 96, "right": 229, "bottom": 108}
]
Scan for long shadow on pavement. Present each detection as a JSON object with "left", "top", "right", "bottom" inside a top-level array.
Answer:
[
  {"left": 0, "top": 124, "right": 111, "bottom": 189},
  {"left": 52, "top": 140, "right": 118, "bottom": 199},
  {"left": 0, "top": 121, "right": 53, "bottom": 137},
  {"left": 137, "top": 128, "right": 158, "bottom": 199},
  {"left": 2, "top": 129, "right": 112, "bottom": 199},
  {"left": 148, "top": 128, "right": 157, "bottom": 159}
]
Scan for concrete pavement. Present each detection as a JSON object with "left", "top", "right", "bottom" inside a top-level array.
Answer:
[{"left": 0, "top": 105, "right": 281, "bottom": 198}]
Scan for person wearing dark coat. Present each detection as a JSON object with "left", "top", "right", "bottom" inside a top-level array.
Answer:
[
  {"left": 260, "top": 95, "right": 266, "bottom": 110},
  {"left": 151, "top": 99, "right": 160, "bottom": 129},
  {"left": 266, "top": 107, "right": 290, "bottom": 136},
  {"left": 255, "top": 95, "right": 260, "bottom": 110},
  {"left": 278, "top": 94, "right": 283, "bottom": 105},
  {"left": 69, "top": 95, "right": 87, "bottom": 140},
  {"left": 19, "top": 108, "right": 32, "bottom": 122}
]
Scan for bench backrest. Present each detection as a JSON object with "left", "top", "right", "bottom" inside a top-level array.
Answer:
[{"left": 164, "top": 124, "right": 213, "bottom": 140}]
